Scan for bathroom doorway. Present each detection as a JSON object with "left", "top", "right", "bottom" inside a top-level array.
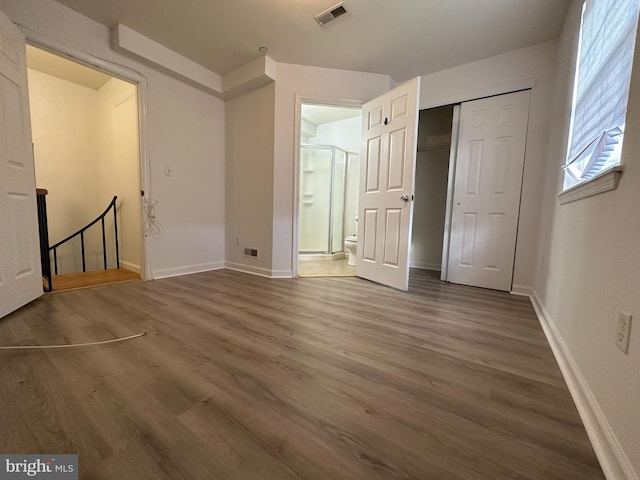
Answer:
[{"left": 297, "top": 103, "right": 362, "bottom": 277}]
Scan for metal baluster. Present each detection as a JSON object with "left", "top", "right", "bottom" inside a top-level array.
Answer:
[
  {"left": 113, "top": 201, "right": 120, "bottom": 269},
  {"left": 80, "top": 231, "right": 86, "bottom": 272},
  {"left": 36, "top": 190, "right": 52, "bottom": 292},
  {"left": 101, "top": 217, "right": 107, "bottom": 270}
]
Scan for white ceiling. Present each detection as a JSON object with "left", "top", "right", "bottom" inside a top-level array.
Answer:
[
  {"left": 52, "top": 0, "right": 571, "bottom": 82},
  {"left": 26, "top": 45, "right": 112, "bottom": 90}
]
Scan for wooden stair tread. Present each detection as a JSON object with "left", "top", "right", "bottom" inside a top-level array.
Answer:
[{"left": 48, "top": 268, "right": 140, "bottom": 293}]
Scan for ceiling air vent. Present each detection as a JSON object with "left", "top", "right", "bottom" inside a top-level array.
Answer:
[{"left": 315, "top": 3, "right": 348, "bottom": 26}]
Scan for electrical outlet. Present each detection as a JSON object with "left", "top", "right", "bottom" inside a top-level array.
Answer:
[{"left": 616, "top": 311, "right": 632, "bottom": 354}]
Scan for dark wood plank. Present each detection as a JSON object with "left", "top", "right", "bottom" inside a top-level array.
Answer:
[{"left": 0, "top": 269, "right": 604, "bottom": 479}]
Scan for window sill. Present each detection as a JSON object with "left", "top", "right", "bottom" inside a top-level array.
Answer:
[{"left": 558, "top": 166, "right": 624, "bottom": 205}]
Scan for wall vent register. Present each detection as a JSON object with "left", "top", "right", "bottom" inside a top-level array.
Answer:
[{"left": 243, "top": 248, "right": 259, "bottom": 258}]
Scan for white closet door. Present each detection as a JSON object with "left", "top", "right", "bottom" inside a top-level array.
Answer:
[{"left": 447, "top": 90, "right": 530, "bottom": 292}]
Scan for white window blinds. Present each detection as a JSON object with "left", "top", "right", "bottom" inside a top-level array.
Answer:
[{"left": 564, "top": 0, "right": 640, "bottom": 189}]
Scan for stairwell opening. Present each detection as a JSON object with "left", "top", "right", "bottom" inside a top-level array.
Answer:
[{"left": 26, "top": 45, "right": 144, "bottom": 291}]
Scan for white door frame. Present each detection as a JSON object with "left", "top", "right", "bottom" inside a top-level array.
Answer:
[
  {"left": 291, "top": 94, "right": 363, "bottom": 278},
  {"left": 21, "top": 27, "right": 151, "bottom": 281}
]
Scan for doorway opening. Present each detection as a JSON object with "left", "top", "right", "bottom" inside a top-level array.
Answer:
[
  {"left": 26, "top": 45, "right": 144, "bottom": 292},
  {"left": 297, "top": 102, "right": 362, "bottom": 277},
  {"left": 411, "top": 105, "right": 455, "bottom": 276}
]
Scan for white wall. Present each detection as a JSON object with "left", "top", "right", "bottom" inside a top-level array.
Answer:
[
  {"left": 146, "top": 73, "right": 225, "bottom": 278},
  {"left": 534, "top": 1, "right": 640, "bottom": 478},
  {"left": 225, "top": 82, "right": 275, "bottom": 276},
  {"left": 420, "top": 41, "right": 558, "bottom": 290},
  {"left": 273, "top": 63, "right": 391, "bottom": 276},
  {"left": 0, "top": 0, "right": 226, "bottom": 280}
]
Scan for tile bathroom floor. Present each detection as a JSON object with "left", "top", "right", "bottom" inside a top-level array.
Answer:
[{"left": 298, "top": 257, "right": 356, "bottom": 277}]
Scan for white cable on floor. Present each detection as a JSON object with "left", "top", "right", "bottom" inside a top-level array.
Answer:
[{"left": 0, "top": 331, "right": 147, "bottom": 350}]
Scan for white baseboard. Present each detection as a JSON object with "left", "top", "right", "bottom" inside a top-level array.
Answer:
[
  {"left": 152, "top": 261, "right": 224, "bottom": 279},
  {"left": 270, "top": 269, "right": 294, "bottom": 279},
  {"left": 119, "top": 260, "right": 141, "bottom": 274},
  {"left": 510, "top": 284, "right": 534, "bottom": 296},
  {"left": 225, "top": 262, "right": 293, "bottom": 279},
  {"left": 410, "top": 262, "right": 441, "bottom": 271},
  {"left": 526, "top": 289, "right": 638, "bottom": 480}
]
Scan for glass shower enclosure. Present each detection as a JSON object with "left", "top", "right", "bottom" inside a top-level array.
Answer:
[{"left": 299, "top": 144, "right": 348, "bottom": 254}]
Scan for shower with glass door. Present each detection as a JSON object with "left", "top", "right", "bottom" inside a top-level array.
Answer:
[{"left": 299, "top": 144, "right": 348, "bottom": 255}]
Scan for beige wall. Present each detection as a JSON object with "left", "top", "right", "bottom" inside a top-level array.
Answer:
[
  {"left": 225, "top": 83, "right": 275, "bottom": 275},
  {"left": 96, "top": 78, "right": 141, "bottom": 273},
  {"left": 534, "top": 1, "right": 640, "bottom": 477},
  {"left": 28, "top": 68, "right": 101, "bottom": 274}
]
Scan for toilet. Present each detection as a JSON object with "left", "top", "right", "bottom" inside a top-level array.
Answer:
[{"left": 344, "top": 217, "right": 358, "bottom": 266}]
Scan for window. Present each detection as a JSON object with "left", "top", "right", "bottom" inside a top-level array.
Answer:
[{"left": 563, "top": 0, "right": 640, "bottom": 191}]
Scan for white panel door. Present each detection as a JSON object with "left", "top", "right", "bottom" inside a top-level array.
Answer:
[
  {"left": 357, "top": 77, "right": 420, "bottom": 291},
  {"left": 0, "top": 9, "right": 42, "bottom": 318},
  {"left": 447, "top": 90, "right": 530, "bottom": 291}
]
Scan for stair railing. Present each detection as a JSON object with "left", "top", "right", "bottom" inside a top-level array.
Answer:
[
  {"left": 49, "top": 196, "right": 119, "bottom": 275},
  {"left": 36, "top": 189, "right": 52, "bottom": 292}
]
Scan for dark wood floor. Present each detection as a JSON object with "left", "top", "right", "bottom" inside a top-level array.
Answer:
[{"left": 0, "top": 269, "right": 603, "bottom": 479}]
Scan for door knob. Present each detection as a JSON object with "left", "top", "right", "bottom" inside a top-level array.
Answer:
[{"left": 400, "top": 194, "right": 410, "bottom": 203}]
